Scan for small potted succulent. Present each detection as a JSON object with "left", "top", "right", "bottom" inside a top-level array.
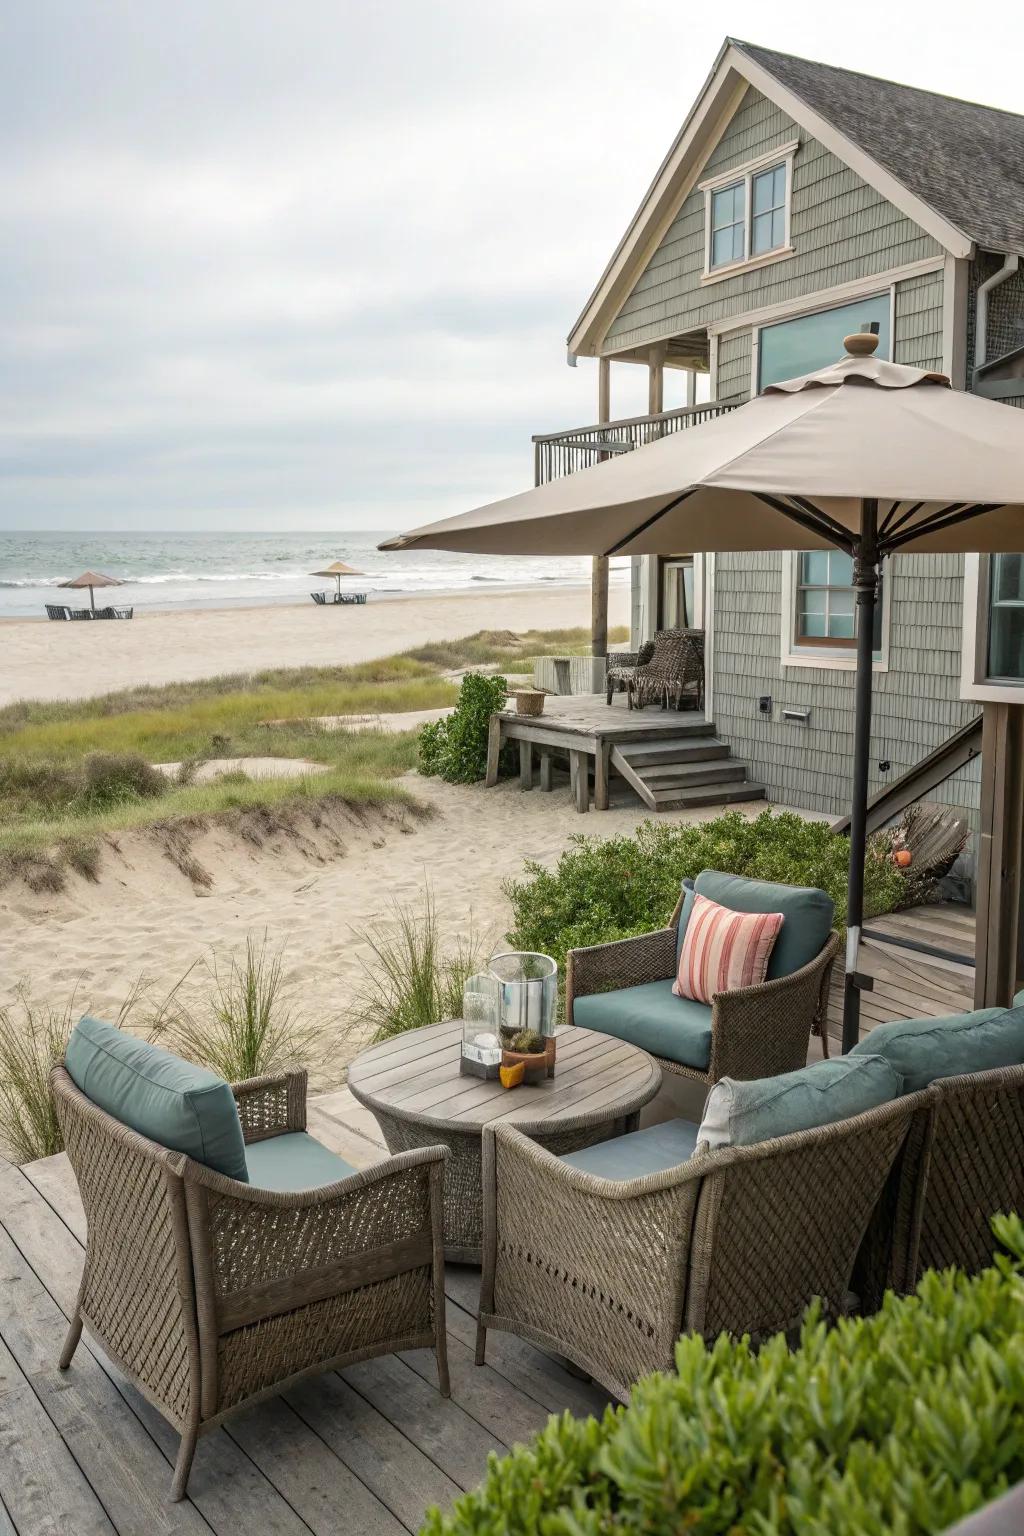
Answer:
[{"left": 499, "top": 1026, "right": 548, "bottom": 1085}]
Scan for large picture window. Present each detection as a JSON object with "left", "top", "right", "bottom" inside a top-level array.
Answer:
[{"left": 758, "top": 293, "right": 891, "bottom": 391}]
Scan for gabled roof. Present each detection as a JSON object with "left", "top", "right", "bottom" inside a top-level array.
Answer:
[
  {"left": 735, "top": 42, "right": 1024, "bottom": 260},
  {"left": 568, "top": 39, "right": 1024, "bottom": 357}
]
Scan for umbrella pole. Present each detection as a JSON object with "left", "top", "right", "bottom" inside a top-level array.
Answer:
[
  {"left": 89, "top": 586, "right": 95, "bottom": 614},
  {"left": 842, "top": 499, "right": 879, "bottom": 1052}
]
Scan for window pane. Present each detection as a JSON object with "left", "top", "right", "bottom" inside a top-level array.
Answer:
[
  {"left": 712, "top": 228, "right": 734, "bottom": 266},
  {"left": 771, "top": 207, "right": 786, "bottom": 247},
  {"left": 801, "top": 590, "right": 826, "bottom": 616},
  {"left": 799, "top": 611, "right": 828, "bottom": 637},
  {"left": 994, "top": 553, "right": 1024, "bottom": 604},
  {"left": 751, "top": 211, "right": 774, "bottom": 255},
  {"left": 660, "top": 558, "right": 694, "bottom": 629},
  {"left": 828, "top": 551, "right": 854, "bottom": 585},
  {"left": 759, "top": 294, "right": 891, "bottom": 390},
  {"left": 988, "top": 556, "right": 1024, "bottom": 679},
  {"left": 829, "top": 589, "right": 855, "bottom": 617},
  {"left": 752, "top": 169, "right": 774, "bottom": 215},
  {"left": 829, "top": 612, "right": 856, "bottom": 639},
  {"left": 712, "top": 183, "right": 741, "bottom": 228},
  {"left": 800, "top": 551, "right": 829, "bottom": 585}
]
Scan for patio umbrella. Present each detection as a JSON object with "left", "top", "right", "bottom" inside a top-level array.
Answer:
[
  {"left": 381, "top": 334, "right": 1024, "bottom": 1050},
  {"left": 311, "top": 560, "right": 364, "bottom": 599},
  {"left": 58, "top": 570, "right": 124, "bottom": 614}
]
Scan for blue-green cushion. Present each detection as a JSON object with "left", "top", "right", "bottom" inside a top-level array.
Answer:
[
  {"left": 573, "top": 980, "right": 711, "bottom": 1070},
  {"left": 244, "top": 1132, "right": 356, "bottom": 1192},
  {"left": 850, "top": 1006, "right": 1021, "bottom": 1092},
  {"left": 559, "top": 1118, "right": 699, "bottom": 1180},
  {"left": 698, "top": 1054, "right": 902, "bottom": 1149},
  {"left": 65, "top": 1015, "right": 248, "bottom": 1181},
  {"left": 677, "top": 871, "right": 833, "bottom": 981}
]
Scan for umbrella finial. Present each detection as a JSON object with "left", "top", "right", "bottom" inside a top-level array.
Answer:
[{"left": 844, "top": 328, "right": 880, "bottom": 357}]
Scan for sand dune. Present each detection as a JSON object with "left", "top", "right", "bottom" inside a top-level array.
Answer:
[
  {"left": 0, "top": 585, "right": 627, "bottom": 706},
  {"left": 0, "top": 772, "right": 768, "bottom": 1090}
]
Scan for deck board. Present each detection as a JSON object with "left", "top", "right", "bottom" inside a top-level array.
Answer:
[
  {"left": 827, "top": 902, "right": 976, "bottom": 1045},
  {"left": 0, "top": 1114, "right": 611, "bottom": 1534}
]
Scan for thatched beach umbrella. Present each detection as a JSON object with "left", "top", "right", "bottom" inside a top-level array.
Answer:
[
  {"left": 311, "top": 560, "right": 364, "bottom": 599},
  {"left": 381, "top": 334, "right": 1024, "bottom": 1049},
  {"left": 59, "top": 570, "right": 123, "bottom": 614}
]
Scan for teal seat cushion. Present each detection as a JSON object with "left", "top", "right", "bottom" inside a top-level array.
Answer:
[
  {"left": 559, "top": 1118, "right": 700, "bottom": 1181},
  {"left": 850, "top": 1006, "right": 1021, "bottom": 1093},
  {"left": 573, "top": 980, "right": 711, "bottom": 1070},
  {"left": 245, "top": 1132, "right": 356, "bottom": 1192},
  {"left": 65, "top": 1014, "right": 248, "bottom": 1181},
  {"left": 676, "top": 871, "right": 834, "bottom": 981},
  {"left": 698, "top": 1054, "right": 902, "bottom": 1149}
]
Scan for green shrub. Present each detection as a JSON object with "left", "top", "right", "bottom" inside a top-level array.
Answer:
[
  {"left": 418, "top": 673, "right": 511, "bottom": 784},
  {"left": 504, "top": 810, "right": 906, "bottom": 977},
  {"left": 423, "top": 1214, "right": 1024, "bottom": 1536}
]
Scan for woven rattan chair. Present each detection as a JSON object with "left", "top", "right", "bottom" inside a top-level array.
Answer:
[
  {"left": 856, "top": 1062, "right": 1024, "bottom": 1309},
  {"left": 605, "top": 640, "right": 655, "bottom": 703},
  {"left": 51, "top": 1064, "right": 449, "bottom": 1501},
  {"left": 476, "top": 1093, "right": 917, "bottom": 1400},
  {"left": 567, "top": 885, "right": 839, "bottom": 1089},
  {"left": 628, "top": 627, "right": 705, "bottom": 711}
]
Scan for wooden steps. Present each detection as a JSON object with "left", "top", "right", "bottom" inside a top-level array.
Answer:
[{"left": 610, "top": 733, "right": 763, "bottom": 812}]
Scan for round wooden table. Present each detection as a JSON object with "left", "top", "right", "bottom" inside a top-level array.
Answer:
[{"left": 348, "top": 1020, "right": 662, "bottom": 1262}]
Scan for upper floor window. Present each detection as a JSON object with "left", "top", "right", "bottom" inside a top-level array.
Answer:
[{"left": 701, "top": 143, "right": 797, "bottom": 278}]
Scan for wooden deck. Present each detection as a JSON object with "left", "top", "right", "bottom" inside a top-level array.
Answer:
[
  {"left": 0, "top": 1094, "right": 611, "bottom": 1536},
  {"left": 827, "top": 902, "right": 976, "bottom": 1046},
  {"left": 485, "top": 693, "right": 762, "bottom": 812}
]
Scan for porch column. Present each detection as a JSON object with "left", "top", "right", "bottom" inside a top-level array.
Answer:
[
  {"left": 974, "top": 701, "right": 1024, "bottom": 1007},
  {"left": 647, "top": 342, "right": 666, "bottom": 417},
  {"left": 591, "top": 356, "right": 611, "bottom": 658},
  {"left": 685, "top": 368, "right": 697, "bottom": 408}
]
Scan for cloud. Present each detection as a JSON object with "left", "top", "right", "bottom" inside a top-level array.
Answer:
[{"left": 1, "top": 1, "right": 1021, "bottom": 530}]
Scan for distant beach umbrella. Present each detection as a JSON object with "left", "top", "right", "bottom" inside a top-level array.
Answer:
[
  {"left": 311, "top": 560, "right": 365, "bottom": 598},
  {"left": 59, "top": 570, "right": 124, "bottom": 614}
]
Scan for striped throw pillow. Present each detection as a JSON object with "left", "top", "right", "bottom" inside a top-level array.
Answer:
[{"left": 673, "top": 892, "right": 783, "bottom": 1004}]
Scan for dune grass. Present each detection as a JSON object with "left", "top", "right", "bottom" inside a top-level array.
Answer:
[{"left": 0, "top": 626, "right": 623, "bottom": 885}]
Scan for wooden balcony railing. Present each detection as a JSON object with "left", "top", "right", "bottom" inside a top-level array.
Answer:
[{"left": 532, "top": 400, "right": 736, "bottom": 485}]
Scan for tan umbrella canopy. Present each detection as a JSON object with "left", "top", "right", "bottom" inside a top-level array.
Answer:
[
  {"left": 59, "top": 570, "right": 124, "bottom": 613},
  {"left": 311, "top": 559, "right": 365, "bottom": 598},
  {"left": 381, "top": 335, "right": 1024, "bottom": 1048}
]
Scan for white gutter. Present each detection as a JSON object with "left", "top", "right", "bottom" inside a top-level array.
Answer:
[{"left": 975, "top": 254, "right": 1020, "bottom": 369}]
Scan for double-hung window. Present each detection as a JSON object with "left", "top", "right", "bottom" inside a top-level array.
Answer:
[
  {"left": 702, "top": 146, "right": 795, "bottom": 276},
  {"left": 793, "top": 550, "right": 884, "bottom": 653}
]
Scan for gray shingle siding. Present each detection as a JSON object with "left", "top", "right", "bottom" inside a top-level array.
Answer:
[{"left": 603, "top": 87, "right": 941, "bottom": 355}]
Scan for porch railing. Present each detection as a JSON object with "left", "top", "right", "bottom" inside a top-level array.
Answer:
[{"left": 532, "top": 400, "right": 736, "bottom": 486}]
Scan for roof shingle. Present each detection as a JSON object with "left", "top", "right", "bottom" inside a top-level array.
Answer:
[{"left": 734, "top": 40, "right": 1024, "bottom": 256}]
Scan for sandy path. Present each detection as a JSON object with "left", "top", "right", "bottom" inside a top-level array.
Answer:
[
  {"left": 0, "top": 774, "right": 769, "bottom": 1090},
  {"left": 0, "top": 585, "right": 628, "bottom": 706}
]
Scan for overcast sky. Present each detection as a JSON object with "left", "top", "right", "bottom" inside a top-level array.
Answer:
[{"left": 2, "top": 1, "right": 1023, "bottom": 534}]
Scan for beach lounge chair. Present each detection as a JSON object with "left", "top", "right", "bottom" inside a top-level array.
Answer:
[
  {"left": 311, "top": 590, "right": 327, "bottom": 604},
  {"left": 68, "top": 608, "right": 94, "bottom": 619},
  {"left": 567, "top": 871, "right": 839, "bottom": 1090},
  {"left": 45, "top": 603, "right": 70, "bottom": 620},
  {"left": 337, "top": 591, "right": 367, "bottom": 604},
  {"left": 52, "top": 1017, "right": 450, "bottom": 1500},
  {"left": 114, "top": 606, "right": 133, "bottom": 619},
  {"left": 476, "top": 1054, "right": 918, "bottom": 1400}
]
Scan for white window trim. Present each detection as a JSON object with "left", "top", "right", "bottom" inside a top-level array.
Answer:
[
  {"left": 780, "top": 551, "right": 891, "bottom": 673},
  {"left": 751, "top": 287, "right": 895, "bottom": 395},
  {"left": 701, "top": 142, "right": 797, "bottom": 283},
  {"left": 960, "top": 553, "right": 1024, "bottom": 703}
]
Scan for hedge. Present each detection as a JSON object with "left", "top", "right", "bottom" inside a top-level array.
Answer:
[
  {"left": 418, "top": 674, "right": 511, "bottom": 784},
  {"left": 504, "top": 809, "right": 906, "bottom": 981},
  {"left": 421, "top": 1215, "right": 1024, "bottom": 1536}
]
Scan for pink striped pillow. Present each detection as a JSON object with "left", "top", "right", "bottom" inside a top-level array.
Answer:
[{"left": 673, "top": 892, "right": 783, "bottom": 1004}]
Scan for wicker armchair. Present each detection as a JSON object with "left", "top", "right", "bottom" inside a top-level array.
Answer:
[
  {"left": 52, "top": 1064, "right": 449, "bottom": 1501},
  {"left": 567, "top": 887, "right": 839, "bottom": 1089},
  {"left": 605, "top": 640, "right": 655, "bottom": 702},
  {"left": 620, "top": 627, "right": 705, "bottom": 711},
  {"left": 856, "top": 1062, "right": 1024, "bottom": 1310},
  {"left": 476, "top": 1093, "right": 916, "bottom": 1400}
]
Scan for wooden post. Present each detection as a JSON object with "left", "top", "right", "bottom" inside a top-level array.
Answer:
[
  {"left": 647, "top": 342, "right": 666, "bottom": 417},
  {"left": 591, "top": 357, "right": 611, "bottom": 659},
  {"left": 594, "top": 740, "right": 610, "bottom": 811},
  {"left": 484, "top": 714, "right": 502, "bottom": 788},
  {"left": 685, "top": 368, "right": 697, "bottom": 408},
  {"left": 975, "top": 702, "right": 1024, "bottom": 1007},
  {"left": 519, "top": 741, "right": 534, "bottom": 791}
]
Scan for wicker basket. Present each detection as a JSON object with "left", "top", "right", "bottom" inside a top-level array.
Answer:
[{"left": 513, "top": 689, "right": 546, "bottom": 717}]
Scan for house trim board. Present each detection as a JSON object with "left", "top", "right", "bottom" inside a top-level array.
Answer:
[
  {"left": 707, "top": 256, "right": 944, "bottom": 341},
  {"left": 568, "top": 41, "right": 972, "bottom": 358}
]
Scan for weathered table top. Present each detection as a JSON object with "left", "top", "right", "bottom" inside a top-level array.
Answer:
[{"left": 348, "top": 1019, "right": 661, "bottom": 1133}]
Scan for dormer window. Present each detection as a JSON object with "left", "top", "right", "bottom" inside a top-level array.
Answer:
[{"left": 701, "top": 142, "right": 797, "bottom": 280}]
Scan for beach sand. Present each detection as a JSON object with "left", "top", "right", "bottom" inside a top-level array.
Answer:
[
  {"left": 0, "top": 584, "right": 628, "bottom": 706},
  {"left": 0, "top": 772, "right": 770, "bottom": 1091}
]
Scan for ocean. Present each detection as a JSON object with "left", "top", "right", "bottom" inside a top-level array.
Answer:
[{"left": 0, "top": 531, "right": 627, "bottom": 619}]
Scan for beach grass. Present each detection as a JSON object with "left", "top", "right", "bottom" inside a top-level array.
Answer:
[{"left": 0, "top": 625, "right": 626, "bottom": 884}]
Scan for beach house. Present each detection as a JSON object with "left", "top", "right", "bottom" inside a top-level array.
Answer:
[{"left": 534, "top": 39, "right": 1024, "bottom": 856}]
